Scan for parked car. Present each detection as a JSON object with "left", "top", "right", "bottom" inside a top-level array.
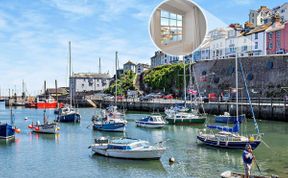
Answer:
[
  {"left": 163, "top": 94, "right": 174, "bottom": 99},
  {"left": 103, "top": 95, "right": 114, "bottom": 100},
  {"left": 117, "top": 95, "right": 125, "bottom": 100},
  {"left": 139, "top": 95, "right": 154, "bottom": 101},
  {"left": 208, "top": 93, "right": 217, "bottom": 102}
]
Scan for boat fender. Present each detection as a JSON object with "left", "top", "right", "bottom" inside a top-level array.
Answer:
[
  {"left": 204, "top": 137, "right": 207, "bottom": 142},
  {"left": 249, "top": 136, "right": 255, "bottom": 142},
  {"left": 217, "top": 140, "right": 220, "bottom": 146},
  {"left": 225, "top": 141, "right": 228, "bottom": 146}
]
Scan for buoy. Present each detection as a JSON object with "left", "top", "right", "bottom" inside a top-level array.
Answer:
[
  {"left": 35, "top": 127, "right": 40, "bottom": 131},
  {"left": 169, "top": 157, "right": 175, "bottom": 164},
  {"left": 28, "top": 125, "right": 33, "bottom": 129},
  {"left": 249, "top": 136, "right": 255, "bottom": 142},
  {"left": 24, "top": 117, "right": 28, "bottom": 121},
  {"left": 15, "top": 128, "right": 21, "bottom": 133}
]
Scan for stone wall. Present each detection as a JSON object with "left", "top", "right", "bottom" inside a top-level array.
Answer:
[{"left": 193, "top": 55, "right": 288, "bottom": 98}]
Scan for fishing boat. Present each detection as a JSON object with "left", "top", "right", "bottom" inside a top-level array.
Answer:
[
  {"left": 35, "top": 95, "right": 64, "bottom": 109},
  {"left": 220, "top": 171, "right": 278, "bottom": 178},
  {"left": 166, "top": 112, "right": 206, "bottom": 124},
  {"left": 56, "top": 106, "right": 81, "bottom": 123},
  {"left": 89, "top": 137, "right": 166, "bottom": 159},
  {"left": 196, "top": 40, "right": 262, "bottom": 150},
  {"left": 106, "top": 105, "right": 125, "bottom": 118},
  {"left": 92, "top": 110, "right": 127, "bottom": 132},
  {"left": 0, "top": 108, "right": 20, "bottom": 139},
  {"left": 215, "top": 112, "right": 246, "bottom": 123},
  {"left": 136, "top": 115, "right": 165, "bottom": 128},
  {"left": 28, "top": 110, "right": 60, "bottom": 134}
]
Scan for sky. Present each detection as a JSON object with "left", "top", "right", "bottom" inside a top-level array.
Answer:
[{"left": 0, "top": 0, "right": 286, "bottom": 96}]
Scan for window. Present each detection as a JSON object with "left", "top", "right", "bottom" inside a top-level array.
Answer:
[
  {"left": 276, "top": 31, "right": 281, "bottom": 38},
  {"left": 255, "top": 32, "right": 258, "bottom": 40},
  {"left": 268, "top": 32, "right": 273, "bottom": 39},
  {"left": 255, "top": 42, "right": 258, "bottom": 49},
  {"left": 276, "top": 39, "right": 281, "bottom": 50},
  {"left": 269, "top": 42, "right": 273, "bottom": 49},
  {"left": 160, "top": 10, "right": 183, "bottom": 45}
]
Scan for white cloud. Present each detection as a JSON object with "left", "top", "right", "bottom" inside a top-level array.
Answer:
[{"left": 44, "top": 0, "right": 95, "bottom": 16}]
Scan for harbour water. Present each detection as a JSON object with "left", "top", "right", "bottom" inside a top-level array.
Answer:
[{"left": 0, "top": 108, "right": 287, "bottom": 178}]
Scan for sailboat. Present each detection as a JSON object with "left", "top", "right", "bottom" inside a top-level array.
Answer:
[
  {"left": 0, "top": 107, "right": 20, "bottom": 139},
  {"left": 28, "top": 110, "right": 60, "bottom": 134},
  {"left": 165, "top": 57, "right": 206, "bottom": 124},
  {"left": 196, "top": 42, "right": 262, "bottom": 150},
  {"left": 56, "top": 43, "right": 81, "bottom": 123},
  {"left": 91, "top": 51, "right": 127, "bottom": 132}
]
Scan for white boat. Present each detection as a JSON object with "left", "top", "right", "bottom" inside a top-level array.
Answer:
[
  {"left": 166, "top": 112, "right": 206, "bottom": 124},
  {"left": 136, "top": 115, "right": 165, "bottom": 128},
  {"left": 89, "top": 137, "right": 166, "bottom": 159},
  {"left": 28, "top": 110, "right": 60, "bottom": 134}
]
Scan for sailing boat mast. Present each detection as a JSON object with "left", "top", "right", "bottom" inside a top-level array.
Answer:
[
  {"left": 182, "top": 56, "right": 187, "bottom": 108},
  {"left": 69, "top": 41, "right": 72, "bottom": 107},
  {"left": 235, "top": 39, "right": 239, "bottom": 120},
  {"left": 55, "top": 80, "right": 58, "bottom": 109},
  {"left": 115, "top": 51, "right": 118, "bottom": 104}
]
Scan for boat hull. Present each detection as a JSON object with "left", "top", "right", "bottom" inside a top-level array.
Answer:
[
  {"left": 92, "top": 148, "right": 165, "bottom": 160},
  {"left": 31, "top": 124, "right": 59, "bottom": 134},
  {"left": 56, "top": 113, "right": 81, "bottom": 123},
  {"left": 0, "top": 124, "right": 15, "bottom": 139},
  {"left": 166, "top": 117, "right": 206, "bottom": 125},
  {"left": 197, "top": 135, "right": 261, "bottom": 150},
  {"left": 93, "top": 123, "right": 126, "bottom": 132},
  {"left": 215, "top": 114, "right": 245, "bottom": 123},
  {"left": 36, "top": 102, "right": 64, "bottom": 109},
  {"left": 136, "top": 121, "right": 165, "bottom": 128}
]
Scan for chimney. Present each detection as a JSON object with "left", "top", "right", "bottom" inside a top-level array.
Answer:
[{"left": 272, "top": 13, "right": 282, "bottom": 27}]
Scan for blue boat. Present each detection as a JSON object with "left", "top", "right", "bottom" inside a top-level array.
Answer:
[
  {"left": 196, "top": 52, "right": 262, "bottom": 150},
  {"left": 92, "top": 110, "right": 127, "bottom": 132},
  {"left": 136, "top": 115, "right": 165, "bottom": 128},
  {"left": 0, "top": 123, "right": 15, "bottom": 139},
  {"left": 215, "top": 113, "right": 246, "bottom": 123},
  {"left": 0, "top": 108, "right": 18, "bottom": 140},
  {"left": 56, "top": 106, "right": 81, "bottom": 123}
]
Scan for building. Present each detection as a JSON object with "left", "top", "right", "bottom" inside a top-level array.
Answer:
[
  {"left": 150, "top": 51, "right": 179, "bottom": 68},
  {"left": 225, "top": 25, "right": 242, "bottom": 58},
  {"left": 249, "top": 6, "right": 273, "bottom": 27},
  {"left": 184, "top": 35, "right": 210, "bottom": 62},
  {"left": 69, "top": 73, "right": 111, "bottom": 97},
  {"left": 123, "top": 61, "right": 136, "bottom": 73},
  {"left": 244, "top": 22, "right": 271, "bottom": 56},
  {"left": 273, "top": 3, "right": 288, "bottom": 22},
  {"left": 136, "top": 63, "right": 150, "bottom": 74},
  {"left": 209, "top": 28, "right": 227, "bottom": 59},
  {"left": 266, "top": 15, "right": 288, "bottom": 54}
]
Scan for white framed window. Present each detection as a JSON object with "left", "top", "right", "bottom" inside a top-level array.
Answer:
[{"left": 160, "top": 10, "right": 183, "bottom": 45}]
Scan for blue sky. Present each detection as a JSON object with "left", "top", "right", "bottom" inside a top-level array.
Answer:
[{"left": 0, "top": 0, "right": 286, "bottom": 96}]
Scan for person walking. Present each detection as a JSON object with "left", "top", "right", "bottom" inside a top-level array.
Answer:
[{"left": 242, "top": 144, "right": 254, "bottom": 178}]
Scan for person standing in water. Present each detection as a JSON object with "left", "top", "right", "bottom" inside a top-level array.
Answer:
[{"left": 242, "top": 144, "right": 254, "bottom": 177}]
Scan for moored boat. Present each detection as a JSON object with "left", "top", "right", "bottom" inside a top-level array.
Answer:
[
  {"left": 28, "top": 110, "right": 60, "bottom": 134},
  {"left": 166, "top": 112, "right": 206, "bottom": 125},
  {"left": 136, "top": 115, "right": 165, "bottom": 128},
  {"left": 215, "top": 112, "right": 245, "bottom": 123},
  {"left": 220, "top": 171, "right": 278, "bottom": 178},
  {"left": 92, "top": 110, "right": 127, "bottom": 132},
  {"left": 56, "top": 106, "right": 81, "bottom": 123},
  {"left": 89, "top": 137, "right": 166, "bottom": 159},
  {"left": 0, "top": 108, "right": 20, "bottom": 139}
]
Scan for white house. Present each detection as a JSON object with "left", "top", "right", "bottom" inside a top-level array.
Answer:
[
  {"left": 150, "top": 51, "right": 179, "bottom": 68},
  {"left": 209, "top": 28, "right": 227, "bottom": 59},
  {"left": 123, "top": 61, "right": 136, "bottom": 73},
  {"left": 249, "top": 6, "right": 273, "bottom": 26},
  {"left": 69, "top": 73, "right": 111, "bottom": 97},
  {"left": 136, "top": 63, "right": 150, "bottom": 74},
  {"left": 273, "top": 3, "right": 288, "bottom": 22}
]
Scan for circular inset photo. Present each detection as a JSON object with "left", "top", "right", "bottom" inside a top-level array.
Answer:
[{"left": 149, "top": 0, "right": 207, "bottom": 56}]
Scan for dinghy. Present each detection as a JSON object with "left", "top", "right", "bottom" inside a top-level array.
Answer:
[{"left": 220, "top": 171, "right": 278, "bottom": 178}]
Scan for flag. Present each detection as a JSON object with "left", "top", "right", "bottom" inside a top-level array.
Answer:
[{"left": 188, "top": 89, "right": 198, "bottom": 95}]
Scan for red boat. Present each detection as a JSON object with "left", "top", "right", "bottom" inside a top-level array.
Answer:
[{"left": 25, "top": 96, "right": 64, "bottom": 109}]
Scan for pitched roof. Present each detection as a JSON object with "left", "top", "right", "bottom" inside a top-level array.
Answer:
[{"left": 72, "top": 73, "right": 111, "bottom": 79}]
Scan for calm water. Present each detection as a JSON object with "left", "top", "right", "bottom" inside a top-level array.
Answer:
[{"left": 0, "top": 108, "right": 287, "bottom": 178}]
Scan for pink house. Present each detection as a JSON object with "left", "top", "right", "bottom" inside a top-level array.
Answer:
[{"left": 266, "top": 15, "right": 288, "bottom": 54}]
